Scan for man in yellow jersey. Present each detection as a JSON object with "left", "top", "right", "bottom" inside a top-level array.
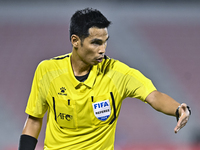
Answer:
[{"left": 19, "top": 8, "right": 191, "bottom": 150}]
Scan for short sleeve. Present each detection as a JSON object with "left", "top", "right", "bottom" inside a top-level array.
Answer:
[
  {"left": 125, "top": 68, "right": 157, "bottom": 102},
  {"left": 25, "top": 62, "right": 49, "bottom": 118},
  {"left": 108, "top": 60, "right": 156, "bottom": 102}
]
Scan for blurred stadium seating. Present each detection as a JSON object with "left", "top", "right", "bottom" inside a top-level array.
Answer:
[{"left": 0, "top": 1, "right": 200, "bottom": 149}]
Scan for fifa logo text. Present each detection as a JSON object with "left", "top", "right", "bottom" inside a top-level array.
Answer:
[{"left": 93, "top": 101, "right": 109, "bottom": 109}]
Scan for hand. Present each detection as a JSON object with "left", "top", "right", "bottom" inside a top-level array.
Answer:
[{"left": 174, "top": 103, "right": 190, "bottom": 133}]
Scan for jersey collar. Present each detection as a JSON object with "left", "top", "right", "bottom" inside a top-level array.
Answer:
[
  {"left": 67, "top": 53, "right": 98, "bottom": 89},
  {"left": 84, "top": 65, "right": 97, "bottom": 88}
]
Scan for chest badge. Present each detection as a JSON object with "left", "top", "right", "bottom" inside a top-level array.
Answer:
[{"left": 92, "top": 100, "right": 111, "bottom": 121}]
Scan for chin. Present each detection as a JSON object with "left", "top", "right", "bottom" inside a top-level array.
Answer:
[{"left": 91, "top": 61, "right": 99, "bottom": 66}]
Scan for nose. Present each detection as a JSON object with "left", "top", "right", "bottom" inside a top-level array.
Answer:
[{"left": 99, "top": 44, "right": 106, "bottom": 55}]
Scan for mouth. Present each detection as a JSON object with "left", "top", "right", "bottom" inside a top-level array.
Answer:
[{"left": 96, "top": 57, "right": 103, "bottom": 63}]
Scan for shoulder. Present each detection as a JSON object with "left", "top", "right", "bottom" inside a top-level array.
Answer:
[
  {"left": 38, "top": 53, "right": 70, "bottom": 69},
  {"left": 99, "top": 55, "right": 132, "bottom": 74},
  {"left": 100, "top": 55, "right": 146, "bottom": 81},
  {"left": 36, "top": 53, "right": 70, "bottom": 74}
]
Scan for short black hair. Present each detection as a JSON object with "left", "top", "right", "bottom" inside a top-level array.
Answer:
[{"left": 70, "top": 8, "right": 111, "bottom": 41}]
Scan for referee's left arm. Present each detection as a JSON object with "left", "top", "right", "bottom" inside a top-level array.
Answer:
[{"left": 145, "top": 90, "right": 191, "bottom": 133}]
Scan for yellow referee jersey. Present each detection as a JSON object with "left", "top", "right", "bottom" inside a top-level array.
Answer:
[{"left": 25, "top": 53, "right": 156, "bottom": 150}]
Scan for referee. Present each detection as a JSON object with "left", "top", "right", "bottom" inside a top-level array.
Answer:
[{"left": 18, "top": 8, "right": 191, "bottom": 150}]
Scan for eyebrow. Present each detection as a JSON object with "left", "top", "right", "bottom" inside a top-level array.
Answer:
[{"left": 91, "top": 36, "right": 110, "bottom": 43}]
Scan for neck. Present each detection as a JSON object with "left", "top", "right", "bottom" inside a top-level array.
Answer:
[{"left": 71, "top": 50, "right": 91, "bottom": 76}]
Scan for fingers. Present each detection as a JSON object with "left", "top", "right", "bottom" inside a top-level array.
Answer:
[
  {"left": 174, "top": 114, "right": 189, "bottom": 133},
  {"left": 174, "top": 123, "right": 180, "bottom": 133},
  {"left": 174, "top": 103, "right": 190, "bottom": 133}
]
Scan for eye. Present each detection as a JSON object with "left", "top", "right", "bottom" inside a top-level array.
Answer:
[{"left": 92, "top": 41, "right": 102, "bottom": 45}]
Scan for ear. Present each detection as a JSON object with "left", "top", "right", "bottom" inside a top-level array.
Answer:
[{"left": 71, "top": 34, "right": 80, "bottom": 49}]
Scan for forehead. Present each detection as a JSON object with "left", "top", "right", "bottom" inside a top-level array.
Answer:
[{"left": 87, "top": 27, "right": 108, "bottom": 40}]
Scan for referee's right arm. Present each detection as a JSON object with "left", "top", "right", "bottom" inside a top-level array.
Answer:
[{"left": 19, "top": 115, "right": 43, "bottom": 150}]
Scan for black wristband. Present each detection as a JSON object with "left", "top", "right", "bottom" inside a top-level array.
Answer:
[
  {"left": 175, "top": 105, "right": 191, "bottom": 122},
  {"left": 19, "top": 134, "right": 38, "bottom": 150}
]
